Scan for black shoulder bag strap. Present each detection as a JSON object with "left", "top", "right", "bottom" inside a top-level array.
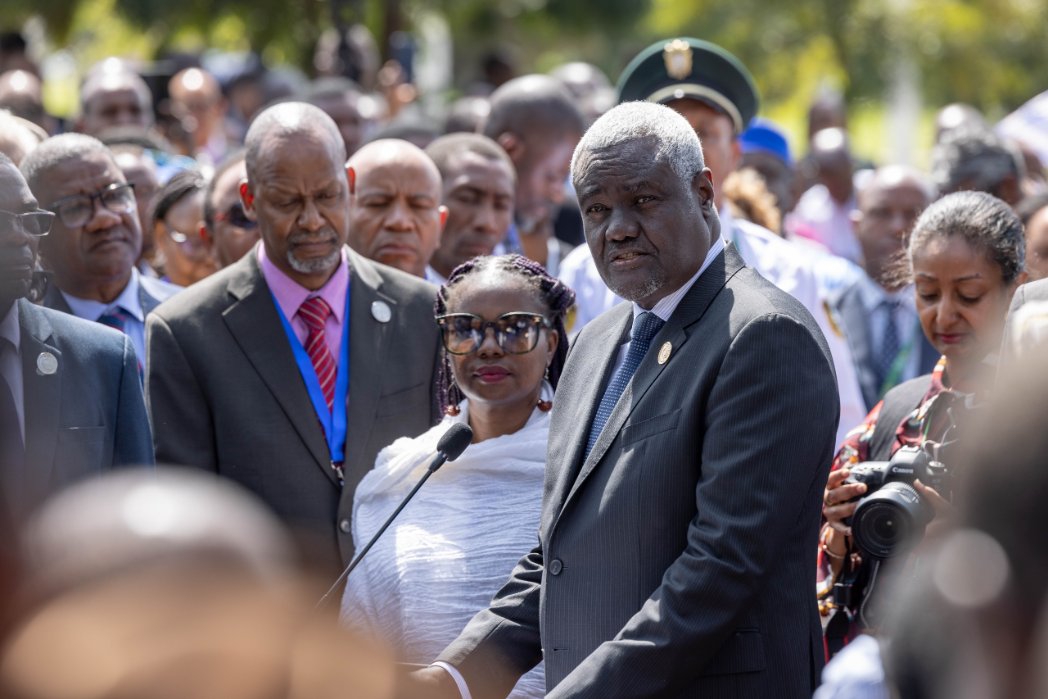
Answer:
[{"left": 868, "top": 375, "right": 933, "bottom": 462}]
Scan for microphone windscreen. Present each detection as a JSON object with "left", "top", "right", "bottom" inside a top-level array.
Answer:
[{"left": 436, "top": 423, "right": 473, "bottom": 462}]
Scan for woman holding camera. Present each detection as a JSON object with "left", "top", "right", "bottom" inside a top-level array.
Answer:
[{"left": 818, "top": 191, "right": 1027, "bottom": 638}]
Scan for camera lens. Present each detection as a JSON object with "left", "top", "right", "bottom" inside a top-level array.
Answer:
[{"left": 852, "top": 482, "right": 933, "bottom": 559}]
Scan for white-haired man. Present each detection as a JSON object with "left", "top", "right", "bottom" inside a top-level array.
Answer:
[{"left": 402, "top": 102, "right": 839, "bottom": 698}]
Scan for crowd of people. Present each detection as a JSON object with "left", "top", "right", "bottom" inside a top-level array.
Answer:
[{"left": 2, "top": 24, "right": 1048, "bottom": 699}]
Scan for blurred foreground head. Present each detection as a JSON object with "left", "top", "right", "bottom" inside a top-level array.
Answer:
[{"left": 0, "top": 468, "right": 394, "bottom": 699}]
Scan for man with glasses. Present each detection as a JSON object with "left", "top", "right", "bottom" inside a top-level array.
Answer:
[
  {"left": 19, "top": 134, "right": 180, "bottom": 366},
  {"left": 146, "top": 103, "right": 439, "bottom": 574},
  {"left": 0, "top": 152, "right": 152, "bottom": 521},
  {"left": 201, "top": 151, "right": 259, "bottom": 268}
]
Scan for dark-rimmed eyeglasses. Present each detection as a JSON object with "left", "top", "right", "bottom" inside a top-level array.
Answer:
[
  {"left": 436, "top": 312, "right": 551, "bottom": 355},
  {"left": 0, "top": 209, "right": 55, "bottom": 237},
  {"left": 213, "top": 202, "right": 257, "bottom": 230},
  {"left": 48, "top": 183, "right": 136, "bottom": 228}
]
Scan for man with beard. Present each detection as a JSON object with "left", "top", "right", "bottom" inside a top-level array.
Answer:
[
  {"left": 146, "top": 102, "right": 440, "bottom": 573},
  {"left": 0, "top": 153, "right": 152, "bottom": 521},
  {"left": 20, "top": 134, "right": 180, "bottom": 369},
  {"left": 482, "top": 75, "right": 585, "bottom": 276}
]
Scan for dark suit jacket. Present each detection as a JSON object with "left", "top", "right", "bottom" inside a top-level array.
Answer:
[
  {"left": 3, "top": 299, "right": 153, "bottom": 519},
  {"left": 831, "top": 279, "right": 939, "bottom": 412},
  {"left": 146, "top": 247, "right": 441, "bottom": 571},
  {"left": 438, "top": 245, "right": 839, "bottom": 698}
]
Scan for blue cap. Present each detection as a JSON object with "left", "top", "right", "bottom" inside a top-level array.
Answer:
[{"left": 738, "top": 118, "right": 792, "bottom": 166}]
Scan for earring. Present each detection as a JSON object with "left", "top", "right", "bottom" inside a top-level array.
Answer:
[
  {"left": 445, "top": 380, "right": 462, "bottom": 416},
  {"left": 536, "top": 369, "right": 553, "bottom": 412},
  {"left": 445, "top": 404, "right": 461, "bottom": 416}
]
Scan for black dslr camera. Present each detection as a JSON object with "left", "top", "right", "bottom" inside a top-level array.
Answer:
[{"left": 844, "top": 444, "right": 951, "bottom": 560}]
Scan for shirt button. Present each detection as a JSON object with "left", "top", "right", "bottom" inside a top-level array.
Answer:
[
  {"left": 549, "top": 559, "right": 563, "bottom": 575},
  {"left": 339, "top": 519, "right": 351, "bottom": 534}
]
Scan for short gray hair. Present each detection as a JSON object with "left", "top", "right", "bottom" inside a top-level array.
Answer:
[
  {"left": 570, "top": 101, "right": 705, "bottom": 185},
  {"left": 20, "top": 133, "right": 114, "bottom": 197},
  {"left": 244, "top": 102, "right": 345, "bottom": 179}
]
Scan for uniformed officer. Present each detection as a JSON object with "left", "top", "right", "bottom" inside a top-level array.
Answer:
[{"left": 559, "top": 37, "right": 865, "bottom": 446}]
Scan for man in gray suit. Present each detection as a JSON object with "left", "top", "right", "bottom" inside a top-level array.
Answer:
[
  {"left": 405, "top": 102, "right": 839, "bottom": 698},
  {"left": 146, "top": 103, "right": 440, "bottom": 573},
  {"left": 0, "top": 154, "right": 152, "bottom": 521},
  {"left": 20, "top": 134, "right": 180, "bottom": 367}
]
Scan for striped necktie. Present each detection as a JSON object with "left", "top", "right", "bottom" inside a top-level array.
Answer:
[
  {"left": 298, "top": 296, "right": 336, "bottom": 410},
  {"left": 585, "top": 311, "right": 665, "bottom": 458}
]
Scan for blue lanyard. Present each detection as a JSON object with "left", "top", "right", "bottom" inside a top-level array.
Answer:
[{"left": 271, "top": 291, "right": 351, "bottom": 464}]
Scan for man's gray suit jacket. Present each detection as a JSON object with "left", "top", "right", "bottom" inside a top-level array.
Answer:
[
  {"left": 145, "top": 247, "right": 440, "bottom": 572},
  {"left": 4, "top": 299, "right": 153, "bottom": 519},
  {"left": 438, "top": 244, "right": 840, "bottom": 699}
]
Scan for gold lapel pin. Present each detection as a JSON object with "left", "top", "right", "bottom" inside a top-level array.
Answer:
[{"left": 657, "top": 341, "right": 672, "bottom": 365}]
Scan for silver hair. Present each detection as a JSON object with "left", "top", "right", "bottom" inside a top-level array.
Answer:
[
  {"left": 570, "top": 101, "right": 705, "bottom": 185},
  {"left": 244, "top": 101, "right": 346, "bottom": 178}
]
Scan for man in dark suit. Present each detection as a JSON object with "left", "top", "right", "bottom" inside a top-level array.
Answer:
[
  {"left": 403, "top": 102, "right": 840, "bottom": 698},
  {"left": 0, "top": 154, "right": 152, "bottom": 521},
  {"left": 831, "top": 165, "right": 939, "bottom": 411},
  {"left": 146, "top": 103, "right": 440, "bottom": 572},
  {"left": 20, "top": 133, "right": 180, "bottom": 367}
]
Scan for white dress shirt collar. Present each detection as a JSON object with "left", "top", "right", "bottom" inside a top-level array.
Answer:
[{"left": 61, "top": 268, "right": 145, "bottom": 322}]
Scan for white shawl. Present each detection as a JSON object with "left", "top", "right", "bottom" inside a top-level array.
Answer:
[{"left": 341, "top": 402, "right": 548, "bottom": 698}]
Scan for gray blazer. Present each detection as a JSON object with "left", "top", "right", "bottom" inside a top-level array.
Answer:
[
  {"left": 832, "top": 279, "right": 939, "bottom": 412},
  {"left": 4, "top": 299, "right": 153, "bottom": 519},
  {"left": 146, "top": 247, "right": 440, "bottom": 571},
  {"left": 438, "top": 245, "right": 840, "bottom": 699}
]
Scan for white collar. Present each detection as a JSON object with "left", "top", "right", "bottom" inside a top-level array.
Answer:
[{"left": 61, "top": 268, "right": 145, "bottom": 323}]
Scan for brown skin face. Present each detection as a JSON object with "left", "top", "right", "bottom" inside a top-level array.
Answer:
[
  {"left": 0, "top": 162, "right": 41, "bottom": 313},
  {"left": 154, "top": 189, "right": 217, "bottom": 287},
  {"left": 207, "top": 160, "right": 258, "bottom": 268},
  {"left": 912, "top": 235, "right": 1022, "bottom": 388},
  {"left": 501, "top": 132, "right": 577, "bottom": 236},
  {"left": 445, "top": 272, "right": 557, "bottom": 443},
  {"left": 853, "top": 171, "right": 930, "bottom": 286},
  {"left": 169, "top": 68, "right": 226, "bottom": 152},
  {"left": 664, "top": 98, "right": 739, "bottom": 209},
  {"left": 78, "top": 81, "right": 152, "bottom": 136},
  {"left": 576, "top": 137, "right": 717, "bottom": 309},
  {"left": 310, "top": 94, "right": 367, "bottom": 158},
  {"left": 429, "top": 152, "right": 514, "bottom": 279},
  {"left": 113, "top": 151, "right": 160, "bottom": 264},
  {"left": 347, "top": 141, "right": 447, "bottom": 278},
  {"left": 35, "top": 152, "right": 142, "bottom": 302},
  {"left": 1024, "top": 207, "right": 1048, "bottom": 282},
  {"left": 243, "top": 130, "right": 350, "bottom": 291}
]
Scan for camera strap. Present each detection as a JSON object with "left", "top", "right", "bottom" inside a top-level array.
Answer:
[{"left": 868, "top": 375, "right": 932, "bottom": 461}]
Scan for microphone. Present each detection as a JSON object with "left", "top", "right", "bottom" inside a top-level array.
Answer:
[{"left": 317, "top": 423, "right": 473, "bottom": 607}]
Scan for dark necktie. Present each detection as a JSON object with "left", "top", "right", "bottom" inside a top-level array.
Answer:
[
  {"left": 876, "top": 299, "right": 901, "bottom": 390},
  {"left": 0, "top": 368, "right": 23, "bottom": 476},
  {"left": 585, "top": 311, "right": 665, "bottom": 458},
  {"left": 98, "top": 307, "right": 143, "bottom": 379},
  {"left": 298, "top": 297, "right": 336, "bottom": 411}
]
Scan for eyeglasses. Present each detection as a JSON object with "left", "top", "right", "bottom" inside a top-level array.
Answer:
[
  {"left": 48, "top": 183, "right": 136, "bottom": 228},
  {"left": 165, "top": 226, "right": 211, "bottom": 259},
  {"left": 436, "top": 312, "right": 551, "bottom": 355},
  {"left": 0, "top": 209, "right": 55, "bottom": 237},
  {"left": 213, "top": 203, "right": 257, "bottom": 230}
]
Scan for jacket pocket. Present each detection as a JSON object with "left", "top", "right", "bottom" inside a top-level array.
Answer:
[{"left": 620, "top": 408, "right": 681, "bottom": 445}]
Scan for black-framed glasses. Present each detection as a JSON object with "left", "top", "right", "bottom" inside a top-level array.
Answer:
[
  {"left": 48, "top": 183, "right": 136, "bottom": 228},
  {"left": 213, "top": 202, "right": 257, "bottom": 230},
  {"left": 436, "top": 312, "right": 551, "bottom": 355},
  {"left": 0, "top": 209, "right": 55, "bottom": 237}
]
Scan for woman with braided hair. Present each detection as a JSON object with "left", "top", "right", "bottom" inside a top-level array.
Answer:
[{"left": 341, "top": 254, "right": 574, "bottom": 698}]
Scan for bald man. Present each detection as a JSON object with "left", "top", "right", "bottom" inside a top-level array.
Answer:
[
  {"left": 76, "top": 63, "right": 153, "bottom": 136},
  {"left": 347, "top": 138, "right": 447, "bottom": 281},
  {"left": 168, "top": 66, "right": 231, "bottom": 163},
  {"left": 830, "top": 166, "right": 939, "bottom": 410},
  {"left": 0, "top": 69, "right": 47, "bottom": 131},
  {"left": 146, "top": 102, "right": 440, "bottom": 573}
]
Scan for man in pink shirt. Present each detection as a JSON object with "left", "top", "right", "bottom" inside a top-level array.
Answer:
[{"left": 146, "top": 102, "right": 440, "bottom": 573}]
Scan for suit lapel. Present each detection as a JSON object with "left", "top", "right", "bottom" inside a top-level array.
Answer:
[
  {"left": 343, "top": 250, "right": 397, "bottom": 476},
  {"left": 39, "top": 277, "right": 72, "bottom": 315},
  {"left": 18, "top": 300, "right": 62, "bottom": 498},
  {"left": 836, "top": 285, "right": 877, "bottom": 408},
  {"left": 560, "top": 245, "right": 745, "bottom": 511},
  {"left": 137, "top": 281, "right": 161, "bottom": 316},
  {"left": 221, "top": 254, "right": 335, "bottom": 484}
]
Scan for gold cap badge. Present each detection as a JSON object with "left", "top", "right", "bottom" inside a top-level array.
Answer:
[{"left": 663, "top": 39, "right": 693, "bottom": 80}]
